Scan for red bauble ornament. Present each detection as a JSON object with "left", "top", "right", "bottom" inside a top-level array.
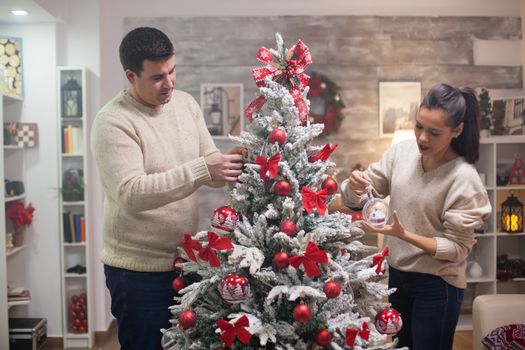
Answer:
[
  {"left": 79, "top": 325, "right": 86, "bottom": 333},
  {"left": 73, "top": 318, "right": 82, "bottom": 327},
  {"left": 274, "top": 180, "right": 291, "bottom": 196},
  {"left": 269, "top": 128, "right": 287, "bottom": 145},
  {"left": 352, "top": 211, "right": 363, "bottom": 221},
  {"left": 173, "top": 257, "right": 186, "bottom": 272},
  {"left": 279, "top": 220, "right": 297, "bottom": 237},
  {"left": 172, "top": 277, "right": 187, "bottom": 293},
  {"left": 321, "top": 177, "right": 338, "bottom": 195},
  {"left": 375, "top": 307, "right": 403, "bottom": 335},
  {"left": 323, "top": 280, "right": 341, "bottom": 299},
  {"left": 273, "top": 251, "right": 290, "bottom": 269},
  {"left": 293, "top": 303, "right": 311, "bottom": 323},
  {"left": 211, "top": 206, "right": 239, "bottom": 233},
  {"left": 315, "top": 329, "right": 332, "bottom": 346},
  {"left": 178, "top": 310, "right": 197, "bottom": 330},
  {"left": 219, "top": 274, "right": 251, "bottom": 304},
  {"left": 71, "top": 295, "right": 79, "bottom": 303}
]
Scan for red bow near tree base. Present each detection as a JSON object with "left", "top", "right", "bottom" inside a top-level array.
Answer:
[
  {"left": 289, "top": 241, "right": 328, "bottom": 278},
  {"left": 217, "top": 315, "right": 253, "bottom": 347},
  {"left": 198, "top": 231, "right": 234, "bottom": 268},
  {"left": 301, "top": 186, "right": 328, "bottom": 216},
  {"left": 346, "top": 322, "right": 370, "bottom": 347}
]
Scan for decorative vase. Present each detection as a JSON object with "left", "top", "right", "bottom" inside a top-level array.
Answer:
[
  {"left": 480, "top": 129, "right": 491, "bottom": 138},
  {"left": 13, "top": 227, "right": 25, "bottom": 247},
  {"left": 469, "top": 261, "right": 483, "bottom": 278}
]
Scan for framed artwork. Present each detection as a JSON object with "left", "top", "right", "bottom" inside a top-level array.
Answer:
[
  {"left": 0, "top": 37, "right": 23, "bottom": 97},
  {"left": 3, "top": 122, "right": 38, "bottom": 147},
  {"left": 379, "top": 81, "right": 421, "bottom": 137},
  {"left": 491, "top": 96, "right": 525, "bottom": 136},
  {"left": 200, "top": 83, "right": 243, "bottom": 138}
]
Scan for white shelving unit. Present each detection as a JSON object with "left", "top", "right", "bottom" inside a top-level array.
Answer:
[
  {"left": 0, "top": 91, "right": 27, "bottom": 349},
  {"left": 57, "top": 67, "right": 94, "bottom": 348},
  {"left": 457, "top": 135, "right": 525, "bottom": 331}
]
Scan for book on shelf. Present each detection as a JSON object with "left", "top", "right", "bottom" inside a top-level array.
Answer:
[
  {"left": 8, "top": 287, "right": 30, "bottom": 302},
  {"left": 61, "top": 124, "right": 83, "bottom": 154},
  {"left": 62, "top": 211, "right": 86, "bottom": 243}
]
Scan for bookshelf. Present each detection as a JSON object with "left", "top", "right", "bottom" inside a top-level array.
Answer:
[
  {"left": 457, "top": 136, "right": 525, "bottom": 331},
  {"left": 57, "top": 67, "right": 94, "bottom": 348}
]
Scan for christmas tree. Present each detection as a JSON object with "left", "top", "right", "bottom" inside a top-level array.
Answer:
[{"left": 163, "top": 34, "right": 404, "bottom": 350}]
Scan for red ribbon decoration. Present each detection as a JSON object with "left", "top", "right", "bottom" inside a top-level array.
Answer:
[
  {"left": 308, "top": 144, "right": 338, "bottom": 163},
  {"left": 255, "top": 153, "right": 280, "bottom": 181},
  {"left": 217, "top": 315, "right": 253, "bottom": 347},
  {"left": 301, "top": 186, "right": 328, "bottom": 216},
  {"left": 372, "top": 247, "right": 389, "bottom": 274},
  {"left": 198, "top": 231, "right": 233, "bottom": 268},
  {"left": 289, "top": 241, "right": 328, "bottom": 278},
  {"left": 346, "top": 322, "right": 370, "bottom": 347},
  {"left": 244, "top": 38, "right": 312, "bottom": 122},
  {"left": 179, "top": 233, "right": 203, "bottom": 261}
]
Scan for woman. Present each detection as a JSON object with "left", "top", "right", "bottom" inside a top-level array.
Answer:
[{"left": 341, "top": 83, "right": 491, "bottom": 350}]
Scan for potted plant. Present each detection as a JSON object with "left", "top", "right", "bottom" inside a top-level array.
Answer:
[
  {"left": 478, "top": 88, "right": 494, "bottom": 138},
  {"left": 6, "top": 200, "right": 35, "bottom": 246},
  {"left": 61, "top": 168, "right": 85, "bottom": 201}
]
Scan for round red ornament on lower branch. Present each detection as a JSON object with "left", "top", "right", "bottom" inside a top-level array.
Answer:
[
  {"left": 273, "top": 251, "right": 290, "bottom": 269},
  {"left": 178, "top": 310, "right": 196, "bottom": 330},
  {"left": 323, "top": 280, "right": 341, "bottom": 299},
  {"left": 315, "top": 329, "right": 332, "bottom": 346},
  {"left": 375, "top": 307, "right": 403, "bottom": 335},
  {"left": 274, "top": 180, "right": 291, "bottom": 196},
  {"left": 279, "top": 220, "right": 297, "bottom": 237},
  {"left": 211, "top": 205, "right": 239, "bottom": 233},
  {"left": 219, "top": 273, "right": 251, "bottom": 304},
  {"left": 172, "top": 277, "right": 187, "bottom": 293},
  {"left": 293, "top": 303, "right": 311, "bottom": 323},
  {"left": 321, "top": 177, "right": 338, "bottom": 195},
  {"left": 173, "top": 257, "right": 186, "bottom": 272}
]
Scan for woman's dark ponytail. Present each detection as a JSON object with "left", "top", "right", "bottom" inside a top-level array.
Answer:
[{"left": 420, "top": 83, "right": 480, "bottom": 164}]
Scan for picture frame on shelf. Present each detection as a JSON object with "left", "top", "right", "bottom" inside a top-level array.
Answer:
[
  {"left": 0, "top": 37, "right": 23, "bottom": 97},
  {"left": 379, "top": 81, "right": 421, "bottom": 137},
  {"left": 3, "top": 122, "right": 38, "bottom": 147},
  {"left": 200, "top": 83, "right": 243, "bottom": 138},
  {"left": 491, "top": 96, "right": 525, "bottom": 136}
]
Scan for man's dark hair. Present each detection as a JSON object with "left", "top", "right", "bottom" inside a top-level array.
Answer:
[{"left": 119, "top": 27, "right": 174, "bottom": 75}]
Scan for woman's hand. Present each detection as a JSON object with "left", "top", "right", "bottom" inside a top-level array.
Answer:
[
  {"left": 360, "top": 211, "right": 406, "bottom": 239},
  {"left": 348, "top": 170, "right": 372, "bottom": 195}
]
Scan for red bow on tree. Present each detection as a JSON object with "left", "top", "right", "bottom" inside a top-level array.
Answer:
[
  {"left": 255, "top": 153, "right": 280, "bottom": 181},
  {"left": 301, "top": 186, "right": 328, "bottom": 216},
  {"left": 217, "top": 315, "right": 253, "bottom": 347},
  {"left": 179, "top": 233, "right": 203, "bottom": 261},
  {"left": 198, "top": 231, "right": 233, "bottom": 268},
  {"left": 308, "top": 144, "right": 338, "bottom": 163},
  {"left": 244, "top": 37, "right": 312, "bottom": 123},
  {"left": 346, "top": 322, "right": 370, "bottom": 347},
  {"left": 372, "top": 247, "right": 389, "bottom": 274},
  {"left": 289, "top": 241, "right": 328, "bottom": 278}
]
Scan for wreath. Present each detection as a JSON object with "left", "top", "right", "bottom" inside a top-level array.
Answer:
[{"left": 307, "top": 71, "right": 346, "bottom": 136}]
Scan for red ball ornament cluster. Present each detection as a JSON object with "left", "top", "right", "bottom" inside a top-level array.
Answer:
[
  {"left": 323, "top": 280, "right": 341, "bottom": 299},
  {"left": 293, "top": 303, "right": 311, "bottom": 323},
  {"left": 274, "top": 180, "right": 291, "bottom": 196},
  {"left": 269, "top": 128, "right": 287, "bottom": 145},
  {"left": 321, "top": 177, "right": 338, "bottom": 195},
  {"left": 375, "top": 307, "right": 403, "bottom": 335},
  {"left": 315, "top": 329, "right": 332, "bottom": 346},
  {"left": 178, "top": 310, "right": 196, "bottom": 330},
  {"left": 70, "top": 293, "right": 88, "bottom": 333},
  {"left": 279, "top": 219, "right": 297, "bottom": 237},
  {"left": 219, "top": 274, "right": 251, "bottom": 304},
  {"left": 172, "top": 277, "right": 187, "bottom": 293},
  {"left": 211, "top": 206, "right": 239, "bottom": 233}
]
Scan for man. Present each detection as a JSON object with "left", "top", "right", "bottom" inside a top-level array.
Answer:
[{"left": 91, "top": 27, "right": 244, "bottom": 350}]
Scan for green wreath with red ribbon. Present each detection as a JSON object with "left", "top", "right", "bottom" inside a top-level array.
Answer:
[{"left": 307, "top": 71, "right": 346, "bottom": 136}]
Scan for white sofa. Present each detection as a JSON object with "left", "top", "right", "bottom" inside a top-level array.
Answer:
[{"left": 472, "top": 294, "right": 525, "bottom": 350}]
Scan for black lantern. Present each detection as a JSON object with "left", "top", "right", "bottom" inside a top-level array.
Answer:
[
  {"left": 501, "top": 192, "right": 523, "bottom": 233},
  {"left": 61, "top": 76, "right": 82, "bottom": 118}
]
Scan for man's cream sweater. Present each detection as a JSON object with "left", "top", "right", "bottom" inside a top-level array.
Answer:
[
  {"left": 341, "top": 139, "right": 491, "bottom": 288},
  {"left": 91, "top": 89, "right": 220, "bottom": 272}
]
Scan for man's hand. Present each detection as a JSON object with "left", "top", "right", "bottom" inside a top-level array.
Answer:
[{"left": 205, "top": 152, "right": 244, "bottom": 182}]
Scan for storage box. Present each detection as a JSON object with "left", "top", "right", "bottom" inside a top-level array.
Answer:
[{"left": 9, "top": 318, "right": 47, "bottom": 350}]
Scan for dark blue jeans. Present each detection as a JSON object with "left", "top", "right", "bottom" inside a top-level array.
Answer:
[
  {"left": 104, "top": 265, "right": 199, "bottom": 350},
  {"left": 388, "top": 266, "right": 464, "bottom": 350}
]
